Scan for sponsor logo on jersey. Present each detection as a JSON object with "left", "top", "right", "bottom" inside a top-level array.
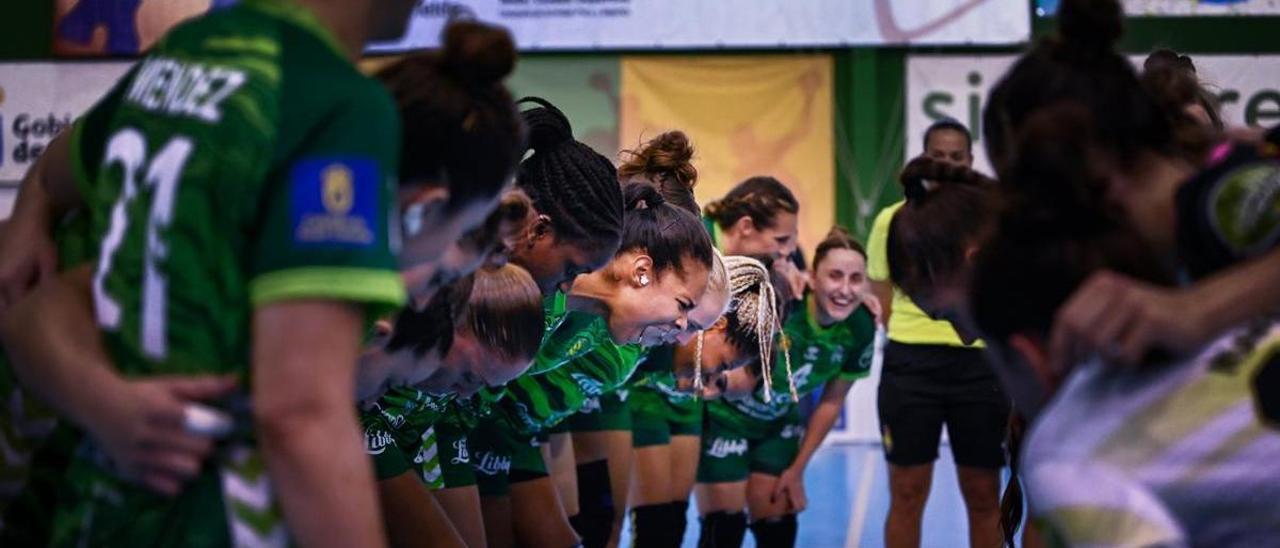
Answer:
[
  {"left": 571, "top": 372, "right": 605, "bottom": 397},
  {"left": 781, "top": 424, "right": 805, "bottom": 439},
  {"left": 451, "top": 438, "right": 471, "bottom": 464},
  {"left": 365, "top": 427, "right": 395, "bottom": 455},
  {"left": 1209, "top": 162, "right": 1280, "bottom": 254},
  {"left": 580, "top": 397, "right": 602, "bottom": 413},
  {"left": 474, "top": 451, "right": 512, "bottom": 476},
  {"left": 791, "top": 364, "right": 814, "bottom": 391},
  {"left": 291, "top": 157, "right": 380, "bottom": 247},
  {"left": 123, "top": 57, "right": 246, "bottom": 123},
  {"left": 706, "top": 437, "right": 748, "bottom": 458}
]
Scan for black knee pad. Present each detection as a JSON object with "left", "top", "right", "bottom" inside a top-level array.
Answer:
[
  {"left": 697, "top": 511, "right": 747, "bottom": 548},
  {"left": 572, "top": 460, "right": 615, "bottom": 548},
  {"left": 629, "top": 501, "right": 691, "bottom": 548},
  {"left": 662, "top": 501, "right": 690, "bottom": 545},
  {"left": 749, "top": 514, "right": 797, "bottom": 548}
]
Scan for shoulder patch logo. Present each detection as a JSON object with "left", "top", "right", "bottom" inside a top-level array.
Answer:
[
  {"left": 1209, "top": 162, "right": 1280, "bottom": 256},
  {"left": 291, "top": 157, "right": 381, "bottom": 247}
]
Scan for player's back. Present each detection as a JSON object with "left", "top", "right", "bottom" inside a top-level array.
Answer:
[
  {"left": 1023, "top": 320, "right": 1280, "bottom": 546},
  {"left": 79, "top": 0, "right": 402, "bottom": 378}
]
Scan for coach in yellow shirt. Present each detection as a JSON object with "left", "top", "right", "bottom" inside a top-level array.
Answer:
[{"left": 868, "top": 119, "right": 1009, "bottom": 548}]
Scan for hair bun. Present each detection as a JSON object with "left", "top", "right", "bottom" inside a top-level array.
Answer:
[
  {"left": 441, "top": 20, "right": 517, "bottom": 87},
  {"left": 624, "top": 181, "right": 666, "bottom": 211},
  {"left": 1057, "top": 0, "right": 1123, "bottom": 58},
  {"left": 519, "top": 96, "right": 574, "bottom": 153},
  {"left": 824, "top": 225, "right": 853, "bottom": 241}
]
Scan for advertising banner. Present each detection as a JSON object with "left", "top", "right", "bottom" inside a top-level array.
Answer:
[
  {"left": 372, "top": 0, "right": 1031, "bottom": 52},
  {"left": 1037, "top": 0, "right": 1280, "bottom": 16},
  {"left": 906, "top": 54, "right": 1280, "bottom": 175},
  {"left": 0, "top": 62, "right": 133, "bottom": 184}
]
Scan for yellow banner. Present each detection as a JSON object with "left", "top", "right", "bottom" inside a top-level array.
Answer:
[{"left": 620, "top": 54, "right": 835, "bottom": 255}]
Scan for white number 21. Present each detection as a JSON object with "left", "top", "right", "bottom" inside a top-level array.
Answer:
[{"left": 93, "top": 128, "right": 192, "bottom": 359}]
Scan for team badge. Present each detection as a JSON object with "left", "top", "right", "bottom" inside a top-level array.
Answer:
[{"left": 291, "top": 157, "right": 381, "bottom": 247}]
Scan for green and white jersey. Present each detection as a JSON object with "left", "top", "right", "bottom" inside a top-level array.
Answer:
[
  {"left": 627, "top": 345, "right": 702, "bottom": 424},
  {"left": 49, "top": 2, "right": 406, "bottom": 545},
  {"left": 361, "top": 388, "right": 457, "bottom": 484},
  {"left": 1023, "top": 320, "right": 1280, "bottom": 546},
  {"left": 75, "top": 0, "right": 405, "bottom": 381},
  {"left": 527, "top": 303, "right": 614, "bottom": 375},
  {"left": 710, "top": 299, "right": 875, "bottom": 429},
  {"left": 498, "top": 328, "right": 644, "bottom": 433}
]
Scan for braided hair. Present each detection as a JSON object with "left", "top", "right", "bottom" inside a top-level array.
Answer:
[
  {"left": 694, "top": 255, "right": 790, "bottom": 401},
  {"left": 703, "top": 176, "right": 799, "bottom": 231},
  {"left": 516, "top": 97, "right": 625, "bottom": 254}
]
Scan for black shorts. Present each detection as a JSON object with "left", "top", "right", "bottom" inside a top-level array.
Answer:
[{"left": 877, "top": 341, "right": 1010, "bottom": 468}]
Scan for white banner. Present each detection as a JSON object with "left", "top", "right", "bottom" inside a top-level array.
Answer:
[
  {"left": 0, "top": 62, "right": 133, "bottom": 184},
  {"left": 1123, "top": 0, "right": 1280, "bottom": 15},
  {"left": 370, "top": 0, "right": 1030, "bottom": 52},
  {"left": 906, "top": 54, "right": 1280, "bottom": 176}
]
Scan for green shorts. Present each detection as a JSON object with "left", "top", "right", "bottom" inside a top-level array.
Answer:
[
  {"left": 629, "top": 386, "right": 702, "bottom": 447},
  {"left": 568, "top": 390, "right": 633, "bottom": 432},
  {"left": 695, "top": 410, "right": 803, "bottom": 484},
  {"left": 468, "top": 419, "right": 547, "bottom": 497},
  {"left": 435, "top": 420, "right": 476, "bottom": 490}
]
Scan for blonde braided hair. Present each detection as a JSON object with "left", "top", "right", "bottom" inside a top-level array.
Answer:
[{"left": 693, "top": 255, "right": 785, "bottom": 400}]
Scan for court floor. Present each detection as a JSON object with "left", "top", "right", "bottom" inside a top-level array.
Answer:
[{"left": 621, "top": 443, "right": 985, "bottom": 547}]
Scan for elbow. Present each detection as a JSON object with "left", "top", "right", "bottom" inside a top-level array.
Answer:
[{"left": 252, "top": 388, "right": 353, "bottom": 449}]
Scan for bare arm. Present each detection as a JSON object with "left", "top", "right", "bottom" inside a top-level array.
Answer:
[
  {"left": 870, "top": 280, "right": 894, "bottom": 326},
  {"left": 770, "top": 377, "right": 856, "bottom": 511},
  {"left": 2, "top": 265, "right": 112, "bottom": 426},
  {"left": 377, "top": 472, "right": 466, "bottom": 548},
  {"left": 792, "top": 377, "right": 854, "bottom": 472},
  {"left": 1187, "top": 249, "right": 1280, "bottom": 341},
  {"left": 1049, "top": 249, "right": 1280, "bottom": 370},
  {"left": 252, "top": 301, "right": 387, "bottom": 548},
  {"left": 0, "top": 131, "right": 82, "bottom": 309},
  {"left": 1, "top": 265, "right": 233, "bottom": 494}
]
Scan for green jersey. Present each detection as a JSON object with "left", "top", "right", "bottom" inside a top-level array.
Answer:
[
  {"left": 710, "top": 298, "right": 875, "bottom": 430},
  {"left": 361, "top": 388, "right": 457, "bottom": 484},
  {"left": 77, "top": 0, "right": 405, "bottom": 381},
  {"left": 497, "top": 324, "right": 644, "bottom": 433},
  {"left": 527, "top": 300, "right": 613, "bottom": 375},
  {"left": 53, "top": 2, "right": 406, "bottom": 545},
  {"left": 627, "top": 345, "right": 702, "bottom": 424}
]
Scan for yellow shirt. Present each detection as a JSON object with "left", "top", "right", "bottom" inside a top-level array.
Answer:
[{"left": 866, "top": 201, "right": 981, "bottom": 347}]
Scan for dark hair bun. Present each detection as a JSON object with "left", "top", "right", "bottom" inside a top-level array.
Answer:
[
  {"left": 624, "top": 181, "right": 667, "bottom": 211},
  {"left": 898, "top": 156, "right": 995, "bottom": 201},
  {"left": 644, "top": 131, "right": 694, "bottom": 171},
  {"left": 519, "top": 96, "right": 574, "bottom": 153},
  {"left": 441, "top": 20, "right": 517, "bottom": 87},
  {"left": 1057, "top": 0, "right": 1123, "bottom": 57}
]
